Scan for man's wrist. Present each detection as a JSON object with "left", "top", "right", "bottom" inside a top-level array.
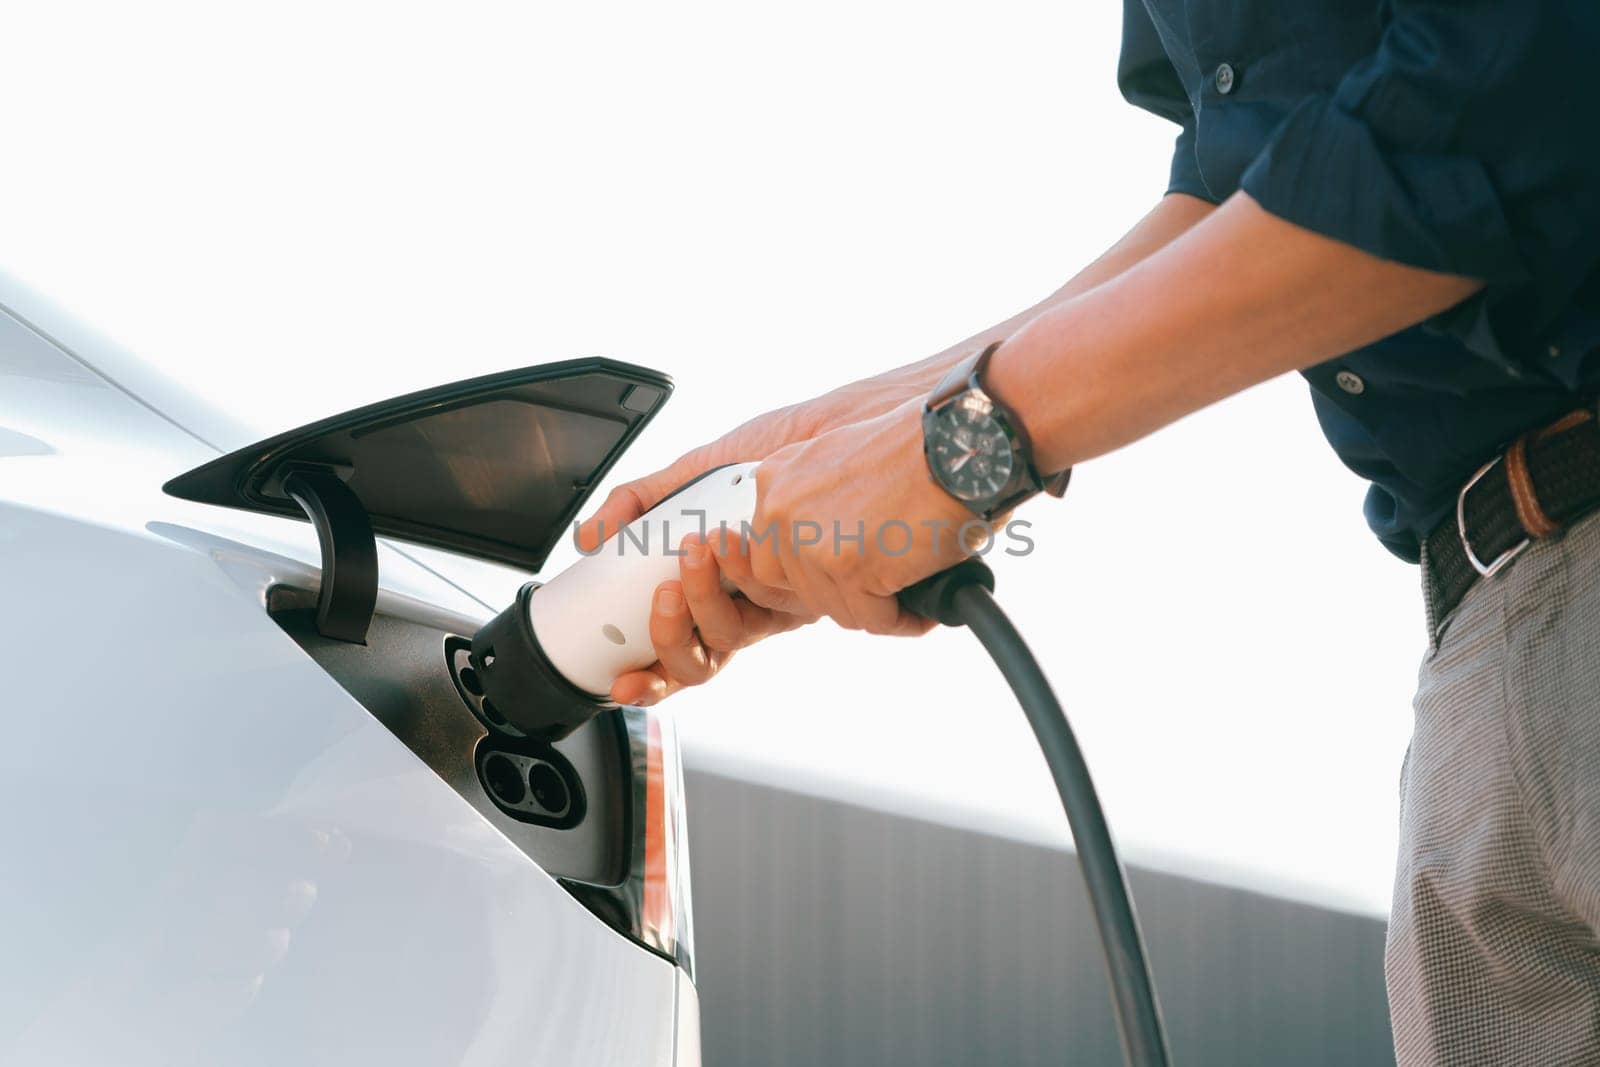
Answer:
[
  {"left": 982, "top": 318, "right": 1079, "bottom": 476},
  {"left": 822, "top": 346, "right": 983, "bottom": 423}
]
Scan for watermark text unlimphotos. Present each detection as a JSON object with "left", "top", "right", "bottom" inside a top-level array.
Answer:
[{"left": 575, "top": 510, "right": 1036, "bottom": 558}]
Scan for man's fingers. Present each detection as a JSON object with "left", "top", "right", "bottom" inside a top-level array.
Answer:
[
  {"left": 575, "top": 456, "right": 702, "bottom": 552},
  {"left": 734, "top": 594, "right": 817, "bottom": 637},
  {"left": 576, "top": 482, "right": 650, "bottom": 553},
  {"left": 679, "top": 539, "right": 748, "bottom": 651},
  {"left": 686, "top": 534, "right": 820, "bottom": 643},
  {"left": 577, "top": 448, "right": 725, "bottom": 552},
  {"left": 648, "top": 582, "right": 717, "bottom": 687},
  {"left": 844, "top": 585, "right": 924, "bottom": 636},
  {"left": 713, "top": 535, "right": 811, "bottom": 615},
  {"left": 610, "top": 665, "right": 674, "bottom": 707},
  {"left": 868, "top": 596, "right": 940, "bottom": 637}
]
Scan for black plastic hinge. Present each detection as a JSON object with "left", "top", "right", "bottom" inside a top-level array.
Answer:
[{"left": 280, "top": 467, "right": 378, "bottom": 644}]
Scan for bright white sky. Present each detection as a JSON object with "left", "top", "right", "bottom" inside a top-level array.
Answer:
[{"left": 2, "top": 1, "right": 1422, "bottom": 913}]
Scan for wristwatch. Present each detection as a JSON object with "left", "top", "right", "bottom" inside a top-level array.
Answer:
[{"left": 921, "top": 340, "right": 1071, "bottom": 520}]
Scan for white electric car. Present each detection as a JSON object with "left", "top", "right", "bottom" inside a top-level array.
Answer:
[{"left": 0, "top": 276, "right": 700, "bottom": 1065}]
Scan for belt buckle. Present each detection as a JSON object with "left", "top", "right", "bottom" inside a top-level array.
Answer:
[{"left": 1458, "top": 454, "right": 1530, "bottom": 578}]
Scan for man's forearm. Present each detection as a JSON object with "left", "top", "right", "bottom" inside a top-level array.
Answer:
[
  {"left": 987, "top": 192, "right": 1484, "bottom": 474},
  {"left": 579, "top": 194, "right": 1221, "bottom": 540},
  {"left": 823, "top": 192, "right": 1217, "bottom": 411}
]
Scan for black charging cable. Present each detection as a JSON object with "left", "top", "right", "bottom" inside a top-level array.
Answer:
[{"left": 899, "top": 559, "right": 1172, "bottom": 1067}]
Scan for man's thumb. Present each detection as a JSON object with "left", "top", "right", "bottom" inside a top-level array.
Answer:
[{"left": 576, "top": 467, "right": 686, "bottom": 553}]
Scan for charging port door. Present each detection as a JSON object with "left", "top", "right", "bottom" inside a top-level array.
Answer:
[{"left": 164, "top": 359, "right": 673, "bottom": 642}]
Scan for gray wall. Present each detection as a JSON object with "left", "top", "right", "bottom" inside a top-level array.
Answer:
[{"left": 685, "top": 769, "right": 1394, "bottom": 1066}]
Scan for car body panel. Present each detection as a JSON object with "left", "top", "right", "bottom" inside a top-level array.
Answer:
[{"left": 0, "top": 296, "right": 687, "bottom": 1064}]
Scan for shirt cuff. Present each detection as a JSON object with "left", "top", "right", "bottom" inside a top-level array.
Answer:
[
  {"left": 1166, "top": 121, "right": 1215, "bottom": 203},
  {"left": 1240, "top": 94, "right": 1527, "bottom": 286},
  {"left": 1240, "top": 93, "right": 1532, "bottom": 372}
]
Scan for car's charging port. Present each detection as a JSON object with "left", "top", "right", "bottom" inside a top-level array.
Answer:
[
  {"left": 475, "top": 745, "right": 582, "bottom": 826},
  {"left": 447, "top": 636, "right": 526, "bottom": 738},
  {"left": 446, "top": 635, "right": 587, "bottom": 829}
]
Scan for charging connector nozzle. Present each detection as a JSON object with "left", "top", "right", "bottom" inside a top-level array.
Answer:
[{"left": 470, "top": 581, "right": 615, "bottom": 742}]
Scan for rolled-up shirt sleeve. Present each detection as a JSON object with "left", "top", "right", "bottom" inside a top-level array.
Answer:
[
  {"left": 1239, "top": 1, "right": 1600, "bottom": 369},
  {"left": 1118, "top": 0, "right": 1213, "bottom": 204}
]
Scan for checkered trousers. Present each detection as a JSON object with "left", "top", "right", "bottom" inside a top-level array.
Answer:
[{"left": 1390, "top": 509, "right": 1600, "bottom": 1064}]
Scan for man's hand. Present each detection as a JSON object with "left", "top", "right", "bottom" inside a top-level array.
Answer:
[
  {"left": 609, "top": 399, "right": 976, "bottom": 703},
  {"left": 608, "top": 534, "right": 818, "bottom": 706},
  {"left": 577, "top": 380, "right": 930, "bottom": 554},
  {"left": 585, "top": 384, "right": 939, "bottom": 706},
  {"left": 739, "top": 399, "right": 974, "bottom": 635}
]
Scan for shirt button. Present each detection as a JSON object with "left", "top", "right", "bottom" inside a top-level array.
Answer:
[
  {"left": 1214, "top": 63, "right": 1236, "bottom": 95},
  {"left": 1335, "top": 369, "right": 1365, "bottom": 395}
]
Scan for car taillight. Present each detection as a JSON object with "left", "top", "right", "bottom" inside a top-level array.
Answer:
[
  {"left": 641, "top": 707, "right": 693, "bottom": 972},
  {"left": 558, "top": 704, "right": 695, "bottom": 978}
]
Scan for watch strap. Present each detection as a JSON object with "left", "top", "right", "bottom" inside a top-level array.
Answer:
[{"left": 925, "top": 340, "right": 1000, "bottom": 411}]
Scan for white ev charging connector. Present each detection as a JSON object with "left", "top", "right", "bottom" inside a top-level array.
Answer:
[{"left": 471, "top": 463, "right": 759, "bottom": 739}]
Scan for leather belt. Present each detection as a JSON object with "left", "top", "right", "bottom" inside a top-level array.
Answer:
[{"left": 1425, "top": 404, "right": 1600, "bottom": 628}]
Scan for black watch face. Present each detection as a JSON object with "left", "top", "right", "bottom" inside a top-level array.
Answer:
[{"left": 928, "top": 394, "right": 1016, "bottom": 504}]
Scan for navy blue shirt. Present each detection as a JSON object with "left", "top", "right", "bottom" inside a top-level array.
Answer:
[{"left": 1120, "top": 0, "right": 1600, "bottom": 561}]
